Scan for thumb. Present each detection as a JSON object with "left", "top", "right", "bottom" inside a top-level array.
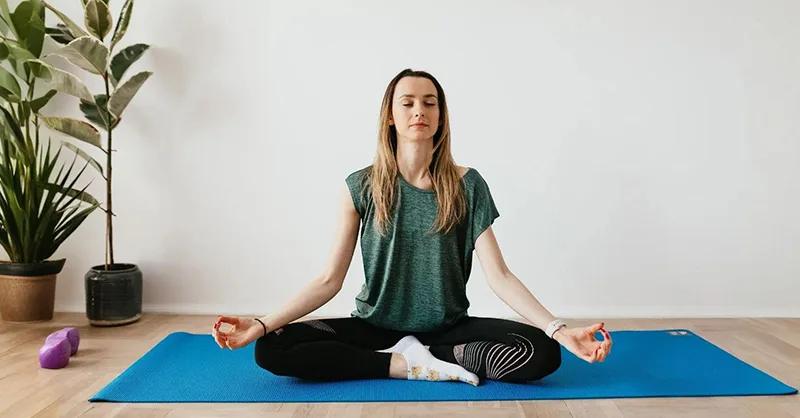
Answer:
[{"left": 589, "top": 322, "right": 604, "bottom": 333}]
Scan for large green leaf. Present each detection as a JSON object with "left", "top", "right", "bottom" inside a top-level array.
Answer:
[
  {"left": 109, "top": 70, "right": 150, "bottom": 117},
  {"left": 84, "top": 0, "right": 111, "bottom": 41},
  {"left": 10, "top": 2, "right": 32, "bottom": 42},
  {"left": 110, "top": 43, "right": 148, "bottom": 87},
  {"left": 24, "top": 11, "right": 45, "bottom": 59},
  {"left": 44, "top": 1, "right": 89, "bottom": 39},
  {"left": 79, "top": 93, "right": 116, "bottom": 129},
  {"left": 29, "top": 89, "right": 56, "bottom": 112},
  {"left": 0, "top": 1, "right": 13, "bottom": 37},
  {"left": 0, "top": 66, "right": 21, "bottom": 100},
  {"left": 39, "top": 116, "right": 103, "bottom": 150},
  {"left": 50, "top": 36, "right": 109, "bottom": 75},
  {"left": 29, "top": 0, "right": 43, "bottom": 20},
  {"left": 4, "top": 40, "right": 36, "bottom": 61},
  {"left": 110, "top": 0, "right": 132, "bottom": 50},
  {"left": 25, "top": 59, "right": 94, "bottom": 102}
]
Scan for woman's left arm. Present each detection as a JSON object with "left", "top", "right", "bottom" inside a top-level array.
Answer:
[{"left": 474, "top": 226, "right": 612, "bottom": 363}]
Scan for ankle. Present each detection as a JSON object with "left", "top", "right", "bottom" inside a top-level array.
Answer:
[{"left": 388, "top": 353, "right": 408, "bottom": 379}]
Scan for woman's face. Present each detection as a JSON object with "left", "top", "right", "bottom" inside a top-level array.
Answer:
[{"left": 390, "top": 76, "right": 440, "bottom": 142}]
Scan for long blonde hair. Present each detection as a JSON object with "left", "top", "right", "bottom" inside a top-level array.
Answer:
[{"left": 365, "top": 69, "right": 467, "bottom": 235}]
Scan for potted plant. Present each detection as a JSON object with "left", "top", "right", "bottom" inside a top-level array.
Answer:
[
  {"left": 34, "top": 0, "right": 153, "bottom": 326},
  {"left": 0, "top": 0, "right": 99, "bottom": 322}
]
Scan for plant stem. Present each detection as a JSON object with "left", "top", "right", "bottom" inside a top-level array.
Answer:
[{"left": 104, "top": 73, "right": 114, "bottom": 269}]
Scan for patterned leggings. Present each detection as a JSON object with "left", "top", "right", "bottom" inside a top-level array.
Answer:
[{"left": 254, "top": 316, "right": 562, "bottom": 383}]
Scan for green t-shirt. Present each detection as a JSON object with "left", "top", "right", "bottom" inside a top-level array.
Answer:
[{"left": 345, "top": 166, "right": 500, "bottom": 332}]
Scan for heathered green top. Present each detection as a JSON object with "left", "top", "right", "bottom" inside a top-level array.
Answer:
[{"left": 345, "top": 166, "right": 500, "bottom": 332}]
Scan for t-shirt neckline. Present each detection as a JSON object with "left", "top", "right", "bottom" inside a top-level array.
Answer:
[{"left": 398, "top": 168, "right": 473, "bottom": 194}]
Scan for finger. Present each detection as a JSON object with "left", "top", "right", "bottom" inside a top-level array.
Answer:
[
  {"left": 589, "top": 322, "right": 605, "bottom": 334},
  {"left": 211, "top": 323, "right": 222, "bottom": 345},
  {"left": 585, "top": 346, "right": 598, "bottom": 363},
  {"left": 211, "top": 331, "right": 224, "bottom": 348},
  {"left": 600, "top": 328, "right": 611, "bottom": 342},
  {"left": 226, "top": 337, "right": 241, "bottom": 350},
  {"left": 603, "top": 339, "right": 612, "bottom": 356},
  {"left": 212, "top": 329, "right": 226, "bottom": 348},
  {"left": 597, "top": 342, "right": 608, "bottom": 361},
  {"left": 218, "top": 315, "right": 239, "bottom": 325},
  {"left": 597, "top": 347, "right": 607, "bottom": 362}
]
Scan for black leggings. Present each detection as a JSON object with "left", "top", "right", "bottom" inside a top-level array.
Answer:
[{"left": 254, "top": 316, "right": 562, "bottom": 383}]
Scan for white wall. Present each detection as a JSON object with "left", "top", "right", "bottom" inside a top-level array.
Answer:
[{"left": 35, "top": 0, "right": 800, "bottom": 319}]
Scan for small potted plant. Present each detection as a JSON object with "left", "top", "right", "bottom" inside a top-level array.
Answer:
[
  {"left": 37, "top": 0, "right": 153, "bottom": 326},
  {"left": 0, "top": 0, "right": 99, "bottom": 322}
]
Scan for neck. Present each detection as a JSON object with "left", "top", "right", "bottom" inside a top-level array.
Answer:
[{"left": 395, "top": 136, "right": 433, "bottom": 184}]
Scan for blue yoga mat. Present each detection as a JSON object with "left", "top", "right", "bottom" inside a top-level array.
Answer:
[{"left": 89, "top": 329, "right": 797, "bottom": 403}]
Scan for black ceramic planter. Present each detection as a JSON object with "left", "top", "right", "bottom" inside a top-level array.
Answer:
[{"left": 85, "top": 263, "right": 143, "bottom": 326}]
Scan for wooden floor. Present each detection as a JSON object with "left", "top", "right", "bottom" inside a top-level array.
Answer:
[{"left": 1, "top": 314, "right": 798, "bottom": 417}]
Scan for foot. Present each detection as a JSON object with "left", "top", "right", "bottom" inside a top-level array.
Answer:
[{"left": 382, "top": 336, "right": 479, "bottom": 386}]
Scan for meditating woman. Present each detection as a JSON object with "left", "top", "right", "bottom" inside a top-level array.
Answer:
[{"left": 211, "top": 69, "right": 612, "bottom": 386}]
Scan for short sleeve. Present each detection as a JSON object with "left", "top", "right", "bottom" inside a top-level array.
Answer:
[
  {"left": 345, "top": 168, "right": 369, "bottom": 219},
  {"left": 468, "top": 170, "right": 500, "bottom": 246}
]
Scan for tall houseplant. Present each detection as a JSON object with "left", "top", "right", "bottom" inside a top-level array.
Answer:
[
  {"left": 36, "top": 0, "right": 152, "bottom": 326},
  {"left": 0, "top": 0, "right": 99, "bottom": 322}
]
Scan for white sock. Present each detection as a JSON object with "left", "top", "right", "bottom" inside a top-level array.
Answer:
[
  {"left": 380, "top": 335, "right": 479, "bottom": 386},
  {"left": 377, "top": 335, "right": 416, "bottom": 354}
]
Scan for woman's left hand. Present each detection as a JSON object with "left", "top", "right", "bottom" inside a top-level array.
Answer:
[{"left": 553, "top": 322, "right": 612, "bottom": 363}]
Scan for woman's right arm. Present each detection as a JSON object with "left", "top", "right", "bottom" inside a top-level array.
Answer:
[{"left": 256, "top": 183, "right": 361, "bottom": 334}]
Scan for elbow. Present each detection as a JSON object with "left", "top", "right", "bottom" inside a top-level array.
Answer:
[
  {"left": 487, "top": 266, "right": 512, "bottom": 283},
  {"left": 317, "top": 274, "right": 344, "bottom": 293}
]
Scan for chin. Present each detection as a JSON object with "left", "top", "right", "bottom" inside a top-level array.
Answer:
[{"left": 401, "top": 130, "right": 435, "bottom": 142}]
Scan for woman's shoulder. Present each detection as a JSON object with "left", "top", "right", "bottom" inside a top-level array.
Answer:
[
  {"left": 346, "top": 165, "right": 373, "bottom": 181},
  {"left": 345, "top": 165, "right": 374, "bottom": 195},
  {"left": 456, "top": 165, "right": 489, "bottom": 184},
  {"left": 457, "top": 165, "right": 494, "bottom": 196}
]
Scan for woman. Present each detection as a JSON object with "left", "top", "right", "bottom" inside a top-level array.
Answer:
[{"left": 212, "top": 69, "right": 612, "bottom": 386}]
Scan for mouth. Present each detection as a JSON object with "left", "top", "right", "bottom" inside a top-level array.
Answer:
[{"left": 411, "top": 123, "right": 428, "bottom": 128}]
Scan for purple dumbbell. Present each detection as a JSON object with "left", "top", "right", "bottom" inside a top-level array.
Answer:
[
  {"left": 39, "top": 327, "right": 81, "bottom": 369},
  {"left": 39, "top": 336, "right": 70, "bottom": 369},
  {"left": 61, "top": 327, "right": 80, "bottom": 356}
]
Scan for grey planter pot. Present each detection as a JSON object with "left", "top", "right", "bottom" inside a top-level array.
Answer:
[{"left": 85, "top": 263, "right": 143, "bottom": 326}]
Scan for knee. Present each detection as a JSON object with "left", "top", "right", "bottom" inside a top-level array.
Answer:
[
  {"left": 254, "top": 334, "right": 292, "bottom": 376},
  {"left": 537, "top": 337, "right": 562, "bottom": 377},
  {"left": 501, "top": 336, "right": 562, "bottom": 383}
]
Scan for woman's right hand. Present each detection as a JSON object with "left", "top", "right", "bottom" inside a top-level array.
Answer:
[{"left": 212, "top": 315, "right": 264, "bottom": 350}]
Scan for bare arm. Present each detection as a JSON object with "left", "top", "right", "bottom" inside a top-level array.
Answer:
[
  {"left": 257, "top": 183, "right": 360, "bottom": 334},
  {"left": 475, "top": 226, "right": 612, "bottom": 363},
  {"left": 473, "top": 226, "right": 560, "bottom": 335}
]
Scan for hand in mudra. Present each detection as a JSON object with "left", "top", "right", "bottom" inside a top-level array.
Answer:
[
  {"left": 554, "top": 322, "right": 612, "bottom": 363},
  {"left": 212, "top": 316, "right": 263, "bottom": 350}
]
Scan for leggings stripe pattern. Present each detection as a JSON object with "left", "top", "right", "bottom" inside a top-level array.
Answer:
[
  {"left": 301, "top": 320, "right": 337, "bottom": 334},
  {"left": 454, "top": 333, "right": 535, "bottom": 380}
]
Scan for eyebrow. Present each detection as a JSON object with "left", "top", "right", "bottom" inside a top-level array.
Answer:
[{"left": 399, "top": 94, "right": 438, "bottom": 99}]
